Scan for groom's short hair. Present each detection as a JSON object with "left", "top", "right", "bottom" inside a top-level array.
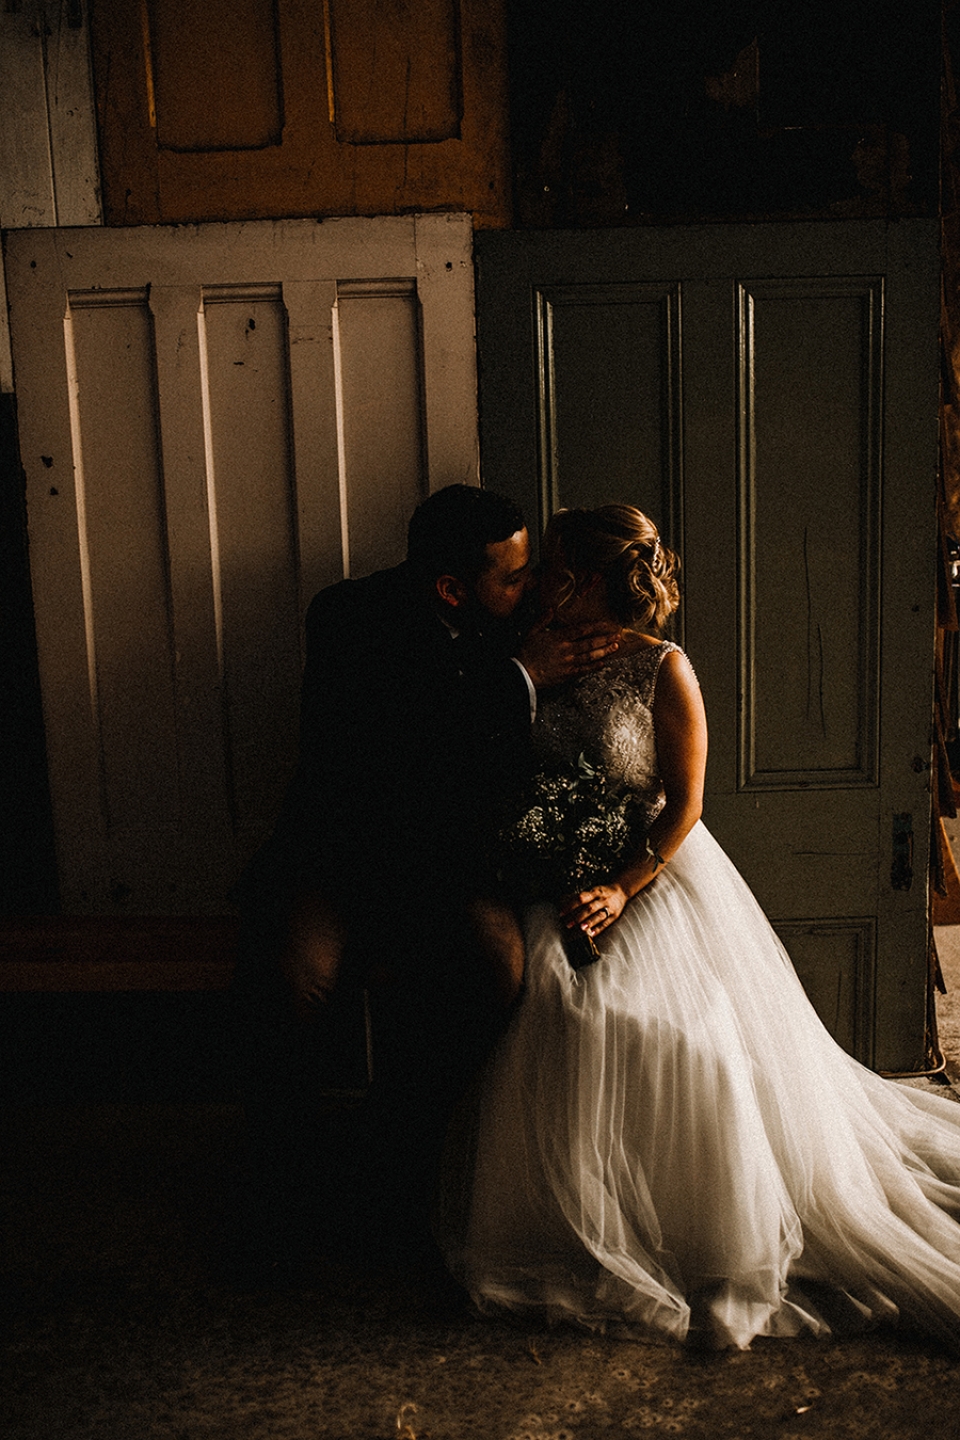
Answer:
[{"left": 407, "top": 484, "right": 525, "bottom": 587}]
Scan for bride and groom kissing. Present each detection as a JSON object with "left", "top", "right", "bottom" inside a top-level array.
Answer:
[
  {"left": 231, "top": 485, "right": 618, "bottom": 1262},
  {"left": 235, "top": 483, "right": 960, "bottom": 1352}
]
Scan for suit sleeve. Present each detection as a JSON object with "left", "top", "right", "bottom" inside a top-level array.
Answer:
[{"left": 241, "top": 581, "right": 534, "bottom": 904}]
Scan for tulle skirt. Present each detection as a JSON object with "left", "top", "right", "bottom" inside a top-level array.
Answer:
[{"left": 436, "top": 823, "right": 960, "bottom": 1349}]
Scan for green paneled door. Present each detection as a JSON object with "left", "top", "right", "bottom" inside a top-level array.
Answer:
[{"left": 475, "top": 221, "right": 940, "bottom": 1073}]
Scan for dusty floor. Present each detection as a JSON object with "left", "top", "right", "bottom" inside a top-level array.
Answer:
[
  {"left": 3, "top": 1093, "right": 960, "bottom": 1440},
  {"left": 3, "top": 934, "right": 960, "bottom": 1439}
]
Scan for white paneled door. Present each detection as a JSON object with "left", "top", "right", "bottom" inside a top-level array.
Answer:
[{"left": 5, "top": 215, "right": 479, "bottom": 916}]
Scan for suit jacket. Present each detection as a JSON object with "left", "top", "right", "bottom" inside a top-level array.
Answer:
[{"left": 243, "top": 561, "right": 533, "bottom": 914}]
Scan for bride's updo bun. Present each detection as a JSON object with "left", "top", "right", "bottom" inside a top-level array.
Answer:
[{"left": 544, "top": 504, "right": 680, "bottom": 630}]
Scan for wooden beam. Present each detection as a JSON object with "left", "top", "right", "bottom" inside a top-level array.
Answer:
[{"left": 0, "top": 917, "right": 239, "bottom": 992}]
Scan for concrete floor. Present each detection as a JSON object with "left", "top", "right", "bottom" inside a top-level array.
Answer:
[
  {"left": 4, "top": 1093, "right": 960, "bottom": 1440},
  {"left": 5, "top": 873, "right": 960, "bottom": 1438}
]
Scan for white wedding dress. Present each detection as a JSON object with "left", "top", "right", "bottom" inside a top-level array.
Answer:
[{"left": 437, "top": 642, "right": 960, "bottom": 1349}]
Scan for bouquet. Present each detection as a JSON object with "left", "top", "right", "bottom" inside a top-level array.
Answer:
[{"left": 493, "top": 752, "right": 646, "bottom": 968}]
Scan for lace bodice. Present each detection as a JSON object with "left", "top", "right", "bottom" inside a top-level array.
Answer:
[{"left": 533, "top": 641, "right": 682, "bottom": 810}]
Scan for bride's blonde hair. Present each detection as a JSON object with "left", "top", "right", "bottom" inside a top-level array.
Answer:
[{"left": 543, "top": 504, "right": 680, "bottom": 630}]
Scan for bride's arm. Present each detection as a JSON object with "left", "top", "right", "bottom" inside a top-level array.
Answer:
[{"left": 559, "top": 648, "right": 707, "bottom": 940}]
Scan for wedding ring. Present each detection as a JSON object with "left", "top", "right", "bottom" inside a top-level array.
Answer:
[{"left": 598, "top": 906, "right": 608, "bottom": 919}]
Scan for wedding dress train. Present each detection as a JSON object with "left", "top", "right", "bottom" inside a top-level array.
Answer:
[{"left": 437, "top": 644, "right": 960, "bottom": 1349}]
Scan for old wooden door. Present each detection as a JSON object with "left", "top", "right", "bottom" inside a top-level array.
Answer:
[
  {"left": 5, "top": 214, "right": 478, "bottom": 922},
  {"left": 475, "top": 220, "right": 940, "bottom": 1073},
  {"left": 88, "top": 0, "right": 509, "bottom": 228}
]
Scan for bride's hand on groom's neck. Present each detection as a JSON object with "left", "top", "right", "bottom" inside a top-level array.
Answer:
[{"left": 517, "top": 613, "right": 621, "bottom": 690}]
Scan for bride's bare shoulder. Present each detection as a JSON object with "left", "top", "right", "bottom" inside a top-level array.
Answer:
[{"left": 618, "top": 631, "right": 663, "bottom": 654}]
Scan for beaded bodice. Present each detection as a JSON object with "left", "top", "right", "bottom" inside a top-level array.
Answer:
[{"left": 533, "top": 641, "right": 681, "bottom": 809}]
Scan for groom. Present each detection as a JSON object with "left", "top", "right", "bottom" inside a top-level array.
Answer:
[{"left": 232, "top": 484, "right": 618, "bottom": 1267}]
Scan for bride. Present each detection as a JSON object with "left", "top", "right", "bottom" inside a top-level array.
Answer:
[{"left": 437, "top": 503, "right": 960, "bottom": 1350}]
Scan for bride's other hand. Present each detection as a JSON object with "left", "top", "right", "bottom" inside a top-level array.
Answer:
[
  {"left": 518, "top": 612, "right": 620, "bottom": 689},
  {"left": 559, "top": 883, "right": 629, "bottom": 938}
]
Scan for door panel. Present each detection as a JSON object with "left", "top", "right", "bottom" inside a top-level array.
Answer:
[
  {"left": 475, "top": 221, "right": 940, "bottom": 1071},
  {"left": 740, "top": 278, "right": 881, "bottom": 789},
  {"left": 6, "top": 214, "right": 479, "bottom": 918},
  {"left": 65, "top": 289, "right": 183, "bottom": 909},
  {"left": 334, "top": 280, "right": 427, "bottom": 577},
  {"left": 776, "top": 918, "right": 875, "bottom": 1061},
  {"left": 534, "top": 283, "right": 682, "bottom": 546},
  {"left": 328, "top": 0, "right": 461, "bottom": 143},
  {"left": 149, "top": 0, "right": 284, "bottom": 151},
  {"left": 90, "top": 0, "right": 510, "bottom": 228},
  {"left": 197, "top": 285, "right": 304, "bottom": 864}
]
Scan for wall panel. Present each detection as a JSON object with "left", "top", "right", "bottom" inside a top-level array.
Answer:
[{"left": 0, "top": 1, "right": 101, "bottom": 233}]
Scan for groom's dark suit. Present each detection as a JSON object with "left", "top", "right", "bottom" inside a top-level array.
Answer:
[
  {"left": 265, "top": 558, "right": 532, "bottom": 920},
  {"left": 231, "top": 558, "right": 533, "bottom": 1266}
]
